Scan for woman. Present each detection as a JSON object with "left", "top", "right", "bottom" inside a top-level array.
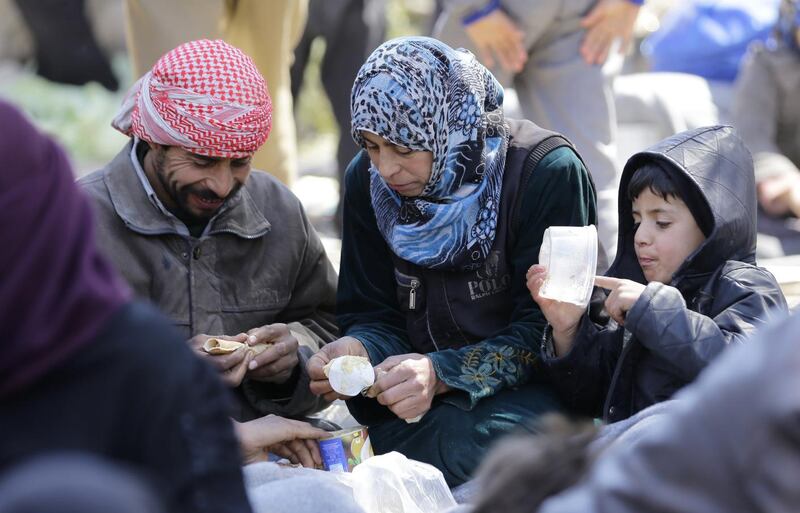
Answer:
[
  {"left": 309, "top": 37, "right": 598, "bottom": 486},
  {"left": 0, "top": 102, "right": 326, "bottom": 513}
]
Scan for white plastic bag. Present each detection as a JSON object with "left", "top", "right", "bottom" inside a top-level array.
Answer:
[{"left": 351, "top": 452, "right": 457, "bottom": 513}]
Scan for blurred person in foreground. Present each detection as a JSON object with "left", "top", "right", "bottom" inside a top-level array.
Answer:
[
  {"left": 78, "top": 39, "right": 338, "bottom": 422},
  {"left": 0, "top": 101, "right": 259, "bottom": 513},
  {"left": 469, "top": 309, "right": 800, "bottom": 513}
]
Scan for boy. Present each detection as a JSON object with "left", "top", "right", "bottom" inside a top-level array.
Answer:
[{"left": 527, "top": 125, "right": 787, "bottom": 423}]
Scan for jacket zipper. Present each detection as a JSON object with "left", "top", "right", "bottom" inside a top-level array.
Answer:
[{"left": 409, "top": 279, "right": 419, "bottom": 310}]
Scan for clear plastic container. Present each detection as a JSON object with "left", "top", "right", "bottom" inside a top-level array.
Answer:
[{"left": 538, "top": 225, "right": 598, "bottom": 308}]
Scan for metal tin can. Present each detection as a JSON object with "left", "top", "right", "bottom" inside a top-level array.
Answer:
[{"left": 318, "top": 426, "right": 373, "bottom": 472}]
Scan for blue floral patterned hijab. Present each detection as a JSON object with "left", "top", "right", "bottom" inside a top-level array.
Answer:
[{"left": 350, "top": 37, "right": 508, "bottom": 271}]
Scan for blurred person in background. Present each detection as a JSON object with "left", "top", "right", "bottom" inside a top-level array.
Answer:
[
  {"left": 733, "top": 0, "right": 800, "bottom": 256},
  {"left": 10, "top": 0, "right": 118, "bottom": 90},
  {"left": 290, "top": 0, "right": 386, "bottom": 234},
  {"left": 613, "top": 0, "right": 781, "bottom": 172},
  {"left": 433, "top": 0, "right": 643, "bottom": 259}
]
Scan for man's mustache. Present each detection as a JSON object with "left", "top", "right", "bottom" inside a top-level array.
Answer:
[{"left": 185, "top": 183, "right": 242, "bottom": 201}]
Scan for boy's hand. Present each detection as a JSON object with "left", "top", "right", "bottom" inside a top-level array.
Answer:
[
  {"left": 526, "top": 265, "right": 585, "bottom": 332},
  {"left": 594, "top": 276, "right": 646, "bottom": 326},
  {"left": 527, "top": 265, "right": 585, "bottom": 356}
]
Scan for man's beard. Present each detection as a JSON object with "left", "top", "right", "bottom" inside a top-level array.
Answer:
[{"left": 153, "top": 152, "right": 242, "bottom": 225}]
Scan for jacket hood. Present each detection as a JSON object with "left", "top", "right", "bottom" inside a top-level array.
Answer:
[{"left": 608, "top": 125, "right": 756, "bottom": 292}]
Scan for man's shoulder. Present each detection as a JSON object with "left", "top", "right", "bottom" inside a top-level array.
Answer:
[
  {"left": 246, "top": 170, "right": 297, "bottom": 198},
  {"left": 76, "top": 165, "right": 118, "bottom": 220},
  {"left": 244, "top": 170, "right": 305, "bottom": 214},
  {"left": 77, "top": 167, "right": 110, "bottom": 196},
  {"left": 77, "top": 144, "right": 132, "bottom": 203}
]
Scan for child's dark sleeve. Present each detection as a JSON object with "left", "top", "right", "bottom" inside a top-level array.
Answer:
[
  {"left": 626, "top": 264, "right": 788, "bottom": 383},
  {"left": 539, "top": 292, "right": 622, "bottom": 418}
]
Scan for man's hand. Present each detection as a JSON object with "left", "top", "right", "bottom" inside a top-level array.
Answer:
[
  {"left": 246, "top": 323, "right": 300, "bottom": 384},
  {"left": 580, "top": 0, "right": 640, "bottom": 65},
  {"left": 187, "top": 333, "right": 252, "bottom": 387},
  {"left": 594, "top": 275, "right": 646, "bottom": 326},
  {"left": 370, "top": 354, "right": 447, "bottom": 421},
  {"left": 757, "top": 173, "right": 800, "bottom": 218},
  {"left": 464, "top": 9, "right": 527, "bottom": 74},
  {"left": 233, "top": 415, "right": 327, "bottom": 467},
  {"left": 308, "top": 336, "right": 370, "bottom": 402}
]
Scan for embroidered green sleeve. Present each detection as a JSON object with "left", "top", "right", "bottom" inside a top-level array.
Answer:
[{"left": 428, "top": 338, "right": 540, "bottom": 409}]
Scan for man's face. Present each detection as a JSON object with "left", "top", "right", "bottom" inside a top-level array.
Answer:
[
  {"left": 148, "top": 144, "right": 252, "bottom": 222},
  {"left": 632, "top": 188, "right": 706, "bottom": 284}
]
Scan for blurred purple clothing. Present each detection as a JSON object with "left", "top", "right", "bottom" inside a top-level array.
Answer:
[{"left": 0, "top": 101, "right": 129, "bottom": 398}]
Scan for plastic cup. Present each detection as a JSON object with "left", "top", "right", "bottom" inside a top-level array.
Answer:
[{"left": 538, "top": 225, "right": 598, "bottom": 307}]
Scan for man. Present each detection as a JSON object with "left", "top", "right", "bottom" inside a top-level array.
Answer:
[{"left": 79, "top": 39, "right": 338, "bottom": 420}]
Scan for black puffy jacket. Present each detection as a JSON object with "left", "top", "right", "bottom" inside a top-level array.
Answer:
[{"left": 543, "top": 126, "right": 788, "bottom": 423}]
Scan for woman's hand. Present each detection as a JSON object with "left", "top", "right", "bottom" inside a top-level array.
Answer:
[
  {"left": 307, "top": 336, "right": 370, "bottom": 401},
  {"left": 233, "top": 415, "right": 328, "bottom": 467},
  {"left": 526, "top": 265, "right": 585, "bottom": 356},
  {"left": 594, "top": 276, "right": 646, "bottom": 326},
  {"left": 369, "top": 354, "right": 449, "bottom": 421}
]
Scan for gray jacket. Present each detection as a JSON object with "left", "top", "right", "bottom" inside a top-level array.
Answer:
[
  {"left": 539, "top": 311, "right": 800, "bottom": 513},
  {"left": 78, "top": 141, "right": 338, "bottom": 418},
  {"left": 733, "top": 42, "right": 800, "bottom": 182}
]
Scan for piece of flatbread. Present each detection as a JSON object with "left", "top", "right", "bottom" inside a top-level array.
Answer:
[{"left": 202, "top": 337, "right": 270, "bottom": 356}]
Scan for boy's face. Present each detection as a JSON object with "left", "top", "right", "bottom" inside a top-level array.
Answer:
[{"left": 632, "top": 189, "right": 706, "bottom": 284}]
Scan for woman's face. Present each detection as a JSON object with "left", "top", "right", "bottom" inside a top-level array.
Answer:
[{"left": 361, "top": 131, "right": 433, "bottom": 197}]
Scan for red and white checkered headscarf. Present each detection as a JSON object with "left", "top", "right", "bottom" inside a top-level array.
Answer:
[{"left": 113, "top": 39, "right": 271, "bottom": 158}]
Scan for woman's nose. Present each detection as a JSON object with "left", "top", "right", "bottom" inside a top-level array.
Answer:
[{"left": 378, "top": 153, "right": 400, "bottom": 180}]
